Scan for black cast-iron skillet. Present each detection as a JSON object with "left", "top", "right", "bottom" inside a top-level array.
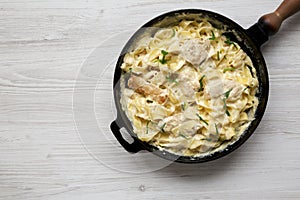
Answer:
[{"left": 110, "top": 0, "right": 300, "bottom": 163}]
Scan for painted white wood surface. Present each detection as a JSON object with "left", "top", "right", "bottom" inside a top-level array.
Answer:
[{"left": 1, "top": 0, "right": 300, "bottom": 199}]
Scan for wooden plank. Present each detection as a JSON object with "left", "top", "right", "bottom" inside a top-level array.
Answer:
[{"left": 0, "top": 0, "right": 299, "bottom": 199}]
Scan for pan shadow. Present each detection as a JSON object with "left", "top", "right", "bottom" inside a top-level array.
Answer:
[
  {"left": 154, "top": 138, "right": 254, "bottom": 182},
  {"left": 153, "top": 113, "right": 269, "bottom": 182}
]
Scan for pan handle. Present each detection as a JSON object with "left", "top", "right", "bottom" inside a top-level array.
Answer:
[
  {"left": 110, "top": 120, "right": 144, "bottom": 153},
  {"left": 247, "top": 0, "right": 300, "bottom": 47}
]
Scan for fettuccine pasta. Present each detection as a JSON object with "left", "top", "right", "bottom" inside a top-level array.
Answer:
[{"left": 120, "top": 20, "right": 258, "bottom": 157}]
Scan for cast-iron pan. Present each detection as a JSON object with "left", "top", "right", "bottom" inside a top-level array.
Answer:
[{"left": 110, "top": 0, "right": 300, "bottom": 163}]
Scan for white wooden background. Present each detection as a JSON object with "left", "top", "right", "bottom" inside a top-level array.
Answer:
[{"left": 1, "top": 0, "right": 300, "bottom": 199}]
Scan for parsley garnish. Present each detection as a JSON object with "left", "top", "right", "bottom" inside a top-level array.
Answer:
[
  {"left": 222, "top": 98, "right": 231, "bottom": 116},
  {"left": 225, "top": 37, "right": 237, "bottom": 48},
  {"left": 160, "top": 123, "right": 166, "bottom": 133},
  {"left": 224, "top": 88, "right": 233, "bottom": 99},
  {"left": 215, "top": 123, "right": 219, "bottom": 135},
  {"left": 217, "top": 51, "right": 220, "bottom": 61},
  {"left": 181, "top": 102, "right": 186, "bottom": 111},
  {"left": 201, "top": 138, "right": 212, "bottom": 142},
  {"left": 223, "top": 67, "right": 235, "bottom": 73},
  {"left": 222, "top": 88, "right": 232, "bottom": 116},
  {"left": 171, "top": 29, "right": 176, "bottom": 38},
  {"left": 243, "top": 86, "right": 250, "bottom": 92},
  {"left": 196, "top": 113, "right": 209, "bottom": 126},
  {"left": 198, "top": 75, "right": 205, "bottom": 92},
  {"left": 209, "top": 31, "right": 216, "bottom": 40},
  {"left": 157, "top": 50, "right": 169, "bottom": 64},
  {"left": 225, "top": 109, "right": 230, "bottom": 116},
  {"left": 179, "top": 133, "right": 188, "bottom": 139}
]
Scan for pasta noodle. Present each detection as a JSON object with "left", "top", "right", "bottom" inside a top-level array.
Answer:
[{"left": 120, "top": 20, "right": 259, "bottom": 157}]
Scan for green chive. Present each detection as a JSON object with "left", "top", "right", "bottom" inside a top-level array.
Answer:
[
  {"left": 160, "top": 123, "right": 166, "bottom": 133},
  {"left": 209, "top": 31, "right": 216, "bottom": 40},
  {"left": 181, "top": 102, "right": 186, "bottom": 111},
  {"left": 224, "top": 88, "right": 233, "bottom": 99},
  {"left": 243, "top": 86, "right": 250, "bottom": 92},
  {"left": 223, "top": 67, "right": 235, "bottom": 73},
  {"left": 198, "top": 75, "right": 205, "bottom": 92},
  {"left": 171, "top": 29, "right": 176, "bottom": 38},
  {"left": 225, "top": 110, "right": 231, "bottom": 116},
  {"left": 225, "top": 37, "right": 237, "bottom": 48},
  {"left": 215, "top": 123, "right": 219, "bottom": 135},
  {"left": 222, "top": 98, "right": 231, "bottom": 116},
  {"left": 196, "top": 113, "right": 209, "bottom": 126},
  {"left": 179, "top": 133, "right": 188, "bottom": 139},
  {"left": 217, "top": 51, "right": 220, "bottom": 61},
  {"left": 223, "top": 89, "right": 232, "bottom": 116}
]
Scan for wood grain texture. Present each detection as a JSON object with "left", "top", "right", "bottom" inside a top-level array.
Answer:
[{"left": 0, "top": 0, "right": 300, "bottom": 199}]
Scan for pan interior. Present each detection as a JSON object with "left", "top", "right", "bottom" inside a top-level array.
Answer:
[{"left": 114, "top": 9, "right": 269, "bottom": 163}]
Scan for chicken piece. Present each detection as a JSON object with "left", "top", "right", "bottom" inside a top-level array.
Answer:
[
  {"left": 179, "top": 66, "right": 199, "bottom": 90},
  {"left": 224, "top": 80, "right": 243, "bottom": 102},
  {"left": 180, "top": 39, "right": 209, "bottom": 67},
  {"left": 157, "top": 114, "right": 184, "bottom": 133},
  {"left": 157, "top": 113, "right": 201, "bottom": 136},
  {"left": 127, "top": 75, "right": 168, "bottom": 104},
  {"left": 173, "top": 65, "right": 199, "bottom": 98}
]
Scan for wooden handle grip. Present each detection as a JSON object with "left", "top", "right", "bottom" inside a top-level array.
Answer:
[{"left": 259, "top": 0, "right": 300, "bottom": 35}]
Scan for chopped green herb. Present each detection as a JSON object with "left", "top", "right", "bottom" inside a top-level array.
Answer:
[
  {"left": 205, "top": 138, "right": 212, "bottom": 142},
  {"left": 196, "top": 113, "right": 209, "bottom": 126},
  {"left": 166, "top": 74, "right": 178, "bottom": 84},
  {"left": 225, "top": 109, "right": 230, "bottom": 116},
  {"left": 179, "top": 133, "right": 188, "bottom": 139},
  {"left": 222, "top": 98, "right": 231, "bottom": 116},
  {"left": 215, "top": 123, "right": 219, "bottom": 135},
  {"left": 146, "top": 121, "right": 150, "bottom": 134},
  {"left": 198, "top": 75, "right": 205, "bottom": 92},
  {"left": 225, "top": 37, "right": 237, "bottom": 48},
  {"left": 171, "top": 29, "right": 176, "bottom": 38},
  {"left": 181, "top": 102, "right": 186, "bottom": 111},
  {"left": 225, "top": 37, "right": 234, "bottom": 45},
  {"left": 217, "top": 51, "right": 220, "bottom": 61},
  {"left": 222, "top": 88, "right": 232, "bottom": 116},
  {"left": 224, "top": 55, "right": 227, "bottom": 60},
  {"left": 147, "top": 99, "right": 153, "bottom": 103},
  {"left": 209, "top": 31, "right": 216, "bottom": 40},
  {"left": 161, "top": 50, "right": 168, "bottom": 56},
  {"left": 128, "top": 68, "right": 132, "bottom": 73},
  {"left": 224, "top": 88, "right": 233, "bottom": 99},
  {"left": 157, "top": 50, "right": 169, "bottom": 64},
  {"left": 243, "top": 86, "right": 250, "bottom": 92},
  {"left": 160, "top": 123, "right": 166, "bottom": 133},
  {"left": 223, "top": 67, "right": 236, "bottom": 73}
]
